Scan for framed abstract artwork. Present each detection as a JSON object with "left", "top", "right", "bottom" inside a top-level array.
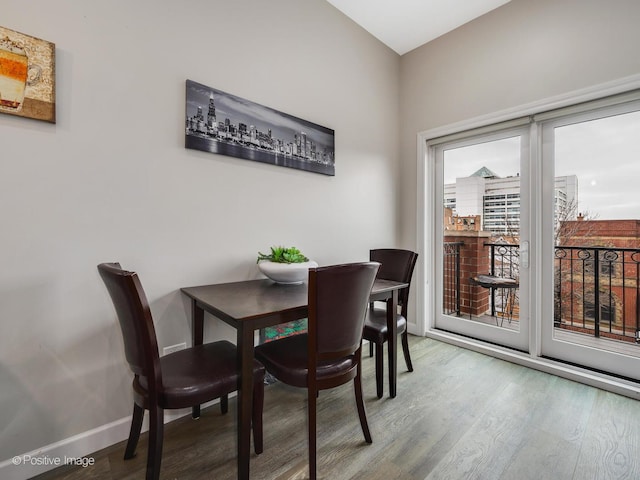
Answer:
[
  {"left": 185, "top": 79, "right": 335, "bottom": 176},
  {"left": 0, "top": 26, "right": 55, "bottom": 123}
]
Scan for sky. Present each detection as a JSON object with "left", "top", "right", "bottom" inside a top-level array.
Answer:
[
  {"left": 444, "top": 110, "right": 640, "bottom": 220},
  {"left": 555, "top": 111, "right": 640, "bottom": 220}
]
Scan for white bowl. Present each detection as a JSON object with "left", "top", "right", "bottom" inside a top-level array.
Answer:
[{"left": 257, "top": 260, "right": 318, "bottom": 284}]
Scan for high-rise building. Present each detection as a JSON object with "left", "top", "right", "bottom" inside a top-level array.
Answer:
[
  {"left": 207, "top": 94, "right": 216, "bottom": 129},
  {"left": 444, "top": 167, "right": 578, "bottom": 235}
]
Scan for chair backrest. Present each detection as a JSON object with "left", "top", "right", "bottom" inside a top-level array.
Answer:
[
  {"left": 97, "top": 263, "right": 160, "bottom": 385},
  {"left": 370, "top": 248, "right": 418, "bottom": 315},
  {"left": 308, "top": 262, "right": 379, "bottom": 361}
]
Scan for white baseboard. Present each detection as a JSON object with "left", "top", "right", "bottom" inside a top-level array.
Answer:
[
  {"left": 0, "top": 416, "right": 132, "bottom": 480},
  {"left": 0, "top": 400, "right": 220, "bottom": 480}
]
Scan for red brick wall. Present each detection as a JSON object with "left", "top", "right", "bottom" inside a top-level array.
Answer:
[{"left": 444, "top": 231, "right": 492, "bottom": 317}]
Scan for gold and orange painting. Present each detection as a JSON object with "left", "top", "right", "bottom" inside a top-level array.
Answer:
[{"left": 0, "top": 26, "right": 55, "bottom": 123}]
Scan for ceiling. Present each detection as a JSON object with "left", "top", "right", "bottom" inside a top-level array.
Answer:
[{"left": 326, "top": 0, "right": 511, "bottom": 55}]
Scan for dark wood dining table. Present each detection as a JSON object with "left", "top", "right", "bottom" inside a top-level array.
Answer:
[{"left": 181, "top": 276, "right": 408, "bottom": 480}]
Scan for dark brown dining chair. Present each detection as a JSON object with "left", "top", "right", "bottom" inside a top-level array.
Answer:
[
  {"left": 364, "top": 248, "right": 418, "bottom": 398},
  {"left": 254, "top": 262, "right": 380, "bottom": 480},
  {"left": 97, "top": 262, "right": 265, "bottom": 480}
]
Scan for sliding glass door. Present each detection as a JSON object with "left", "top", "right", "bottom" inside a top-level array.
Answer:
[
  {"left": 433, "top": 127, "right": 530, "bottom": 352},
  {"left": 540, "top": 101, "right": 640, "bottom": 379}
]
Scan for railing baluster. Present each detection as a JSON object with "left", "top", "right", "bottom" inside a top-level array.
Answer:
[
  {"left": 569, "top": 251, "right": 574, "bottom": 326},
  {"left": 490, "top": 245, "right": 496, "bottom": 317},
  {"left": 455, "top": 246, "right": 461, "bottom": 316},
  {"left": 622, "top": 252, "right": 626, "bottom": 337},
  {"left": 634, "top": 251, "right": 640, "bottom": 342},
  {"left": 581, "top": 251, "right": 587, "bottom": 329},
  {"left": 594, "top": 249, "right": 600, "bottom": 338}
]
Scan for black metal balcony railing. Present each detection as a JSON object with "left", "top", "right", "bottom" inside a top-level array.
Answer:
[
  {"left": 443, "top": 242, "right": 640, "bottom": 343},
  {"left": 554, "top": 245, "right": 640, "bottom": 342},
  {"left": 443, "top": 242, "right": 463, "bottom": 316},
  {"left": 443, "top": 242, "right": 521, "bottom": 319},
  {"left": 486, "top": 242, "right": 520, "bottom": 279},
  {"left": 485, "top": 243, "right": 520, "bottom": 319}
]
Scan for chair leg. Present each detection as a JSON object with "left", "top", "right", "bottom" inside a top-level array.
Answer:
[
  {"left": 354, "top": 362, "right": 372, "bottom": 443},
  {"left": 124, "top": 403, "right": 144, "bottom": 460},
  {"left": 308, "top": 387, "right": 317, "bottom": 480},
  {"left": 220, "top": 394, "right": 229, "bottom": 414},
  {"left": 252, "top": 375, "right": 264, "bottom": 454},
  {"left": 375, "top": 343, "right": 384, "bottom": 399},
  {"left": 369, "top": 340, "right": 373, "bottom": 358},
  {"left": 146, "top": 404, "right": 164, "bottom": 480},
  {"left": 401, "top": 331, "right": 413, "bottom": 372}
]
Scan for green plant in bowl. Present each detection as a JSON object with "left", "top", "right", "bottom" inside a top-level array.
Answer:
[
  {"left": 257, "top": 246, "right": 309, "bottom": 264},
  {"left": 257, "top": 246, "right": 316, "bottom": 284}
]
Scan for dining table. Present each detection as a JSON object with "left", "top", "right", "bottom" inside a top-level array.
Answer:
[{"left": 181, "top": 276, "right": 408, "bottom": 480}]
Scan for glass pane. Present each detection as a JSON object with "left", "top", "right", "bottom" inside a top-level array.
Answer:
[
  {"left": 442, "top": 137, "right": 521, "bottom": 331},
  {"left": 553, "top": 110, "right": 640, "bottom": 356}
]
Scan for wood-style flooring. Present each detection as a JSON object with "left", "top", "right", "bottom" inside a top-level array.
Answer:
[{"left": 33, "top": 336, "right": 640, "bottom": 479}]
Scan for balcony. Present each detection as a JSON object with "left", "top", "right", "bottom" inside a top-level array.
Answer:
[{"left": 443, "top": 238, "right": 640, "bottom": 352}]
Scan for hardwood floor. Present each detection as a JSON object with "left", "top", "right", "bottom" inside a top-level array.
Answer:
[{"left": 33, "top": 336, "right": 640, "bottom": 480}]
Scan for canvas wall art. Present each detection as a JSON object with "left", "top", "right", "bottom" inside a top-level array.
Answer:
[
  {"left": 185, "top": 79, "right": 335, "bottom": 176},
  {"left": 0, "top": 26, "right": 55, "bottom": 123}
]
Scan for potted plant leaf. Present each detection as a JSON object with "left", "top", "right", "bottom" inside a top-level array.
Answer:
[{"left": 257, "top": 246, "right": 317, "bottom": 284}]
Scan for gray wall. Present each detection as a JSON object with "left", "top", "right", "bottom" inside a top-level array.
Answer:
[
  {"left": 4, "top": 0, "right": 640, "bottom": 473},
  {"left": 399, "top": 0, "right": 640, "bottom": 250},
  {"left": 0, "top": 0, "right": 400, "bottom": 467}
]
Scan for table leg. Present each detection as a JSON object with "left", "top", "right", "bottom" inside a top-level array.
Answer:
[
  {"left": 192, "top": 300, "right": 204, "bottom": 346},
  {"left": 191, "top": 301, "right": 204, "bottom": 419},
  {"left": 387, "top": 290, "right": 398, "bottom": 398},
  {"left": 237, "top": 325, "right": 254, "bottom": 480}
]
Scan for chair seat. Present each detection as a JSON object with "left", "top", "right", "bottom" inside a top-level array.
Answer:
[
  {"left": 254, "top": 334, "right": 355, "bottom": 388},
  {"left": 138, "top": 340, "right": 265, "bottom": 409},
  {"left": 363, "top": 307, "right": 407, "bottom": 345}
]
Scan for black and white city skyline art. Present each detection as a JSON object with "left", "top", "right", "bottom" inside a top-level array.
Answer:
[{"left": 185, "top": 79, "right": 335, "bottom": 176}]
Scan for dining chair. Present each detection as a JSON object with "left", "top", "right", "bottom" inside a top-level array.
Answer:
[
  {"left": 364, "top": 248, "right": 418, "bottom": 398},
  {"left": 254, "top": 261, "right": 380, "bottom": 480},
  {"left": 97, "top": 262, "right": 265, "bottom": 480}
]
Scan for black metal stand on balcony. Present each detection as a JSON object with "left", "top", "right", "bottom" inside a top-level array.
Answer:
[{"left": 470, "top": 274, "right": 519, "bottom": 326}]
